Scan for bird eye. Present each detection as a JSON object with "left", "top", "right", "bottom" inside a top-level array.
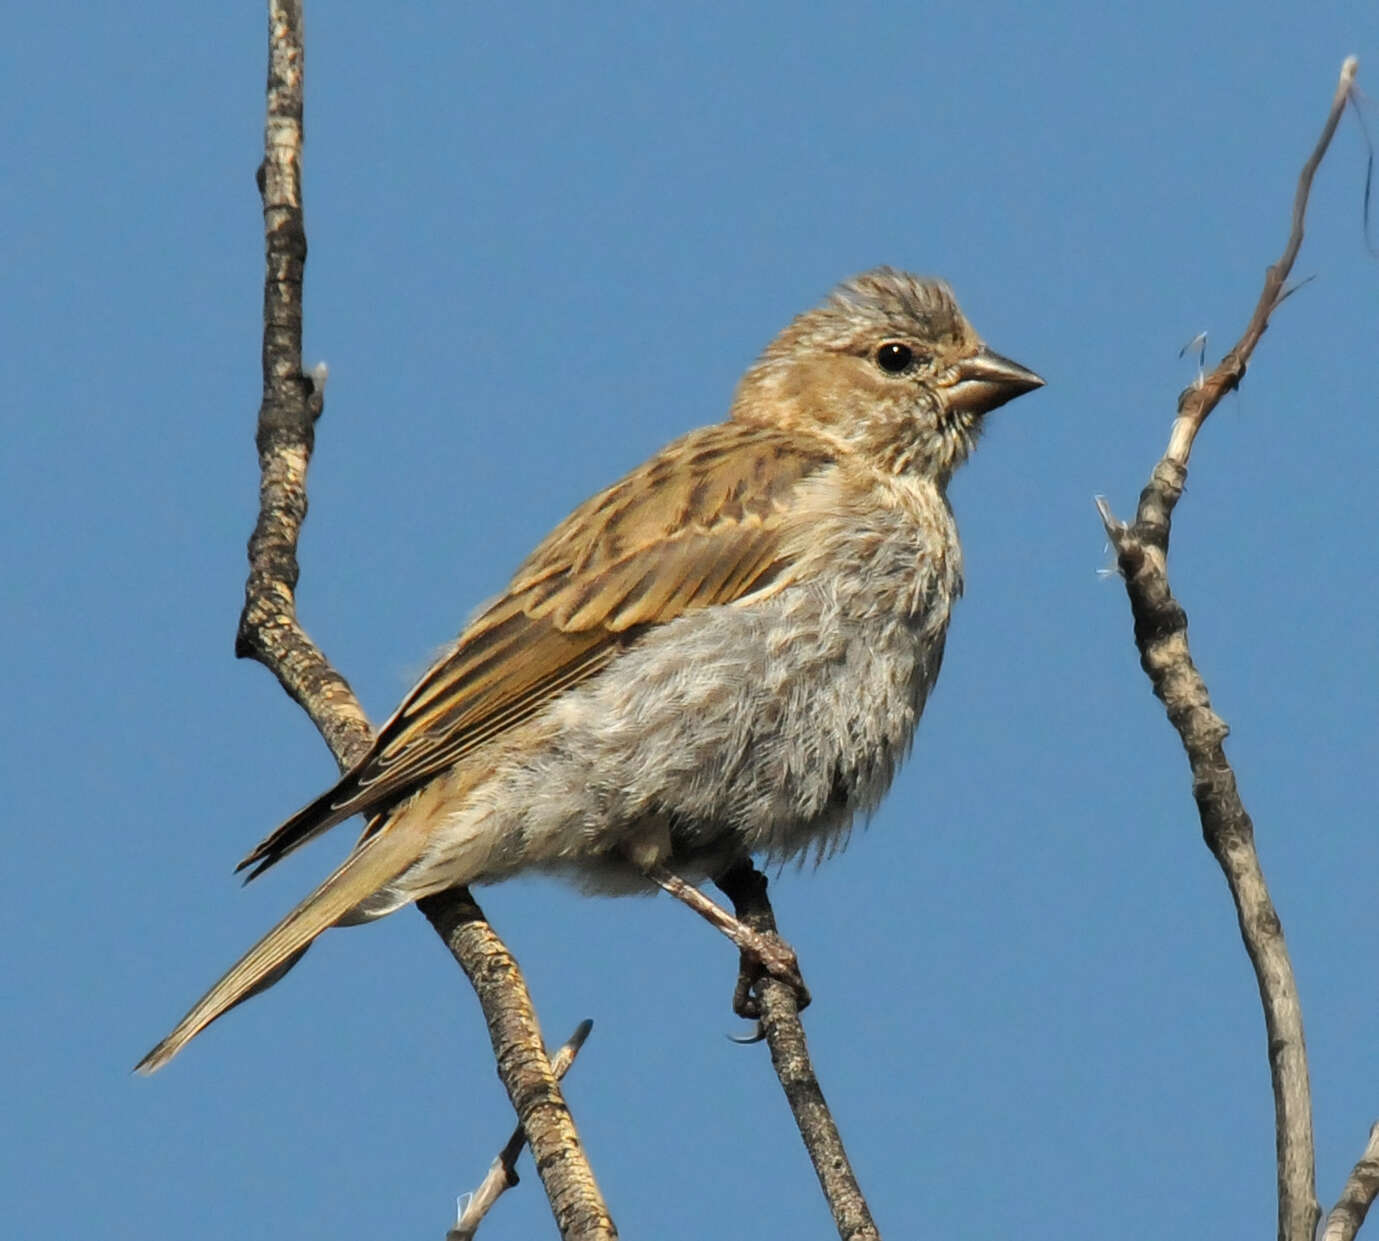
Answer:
[{"left": 875, "top": 342, "right": 918, "bottom": 373}]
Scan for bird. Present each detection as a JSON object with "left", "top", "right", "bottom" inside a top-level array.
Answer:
[{"left": 137, "top": 267, "right": 1042, "bottom": 1074}]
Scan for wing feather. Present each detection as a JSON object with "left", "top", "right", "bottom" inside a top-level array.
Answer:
[{"left": 237, "top": 422, "right": 834, "bottom": 877}]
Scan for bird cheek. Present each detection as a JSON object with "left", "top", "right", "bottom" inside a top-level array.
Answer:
[{"left": 907, "top": 391, "right": 946, "bottom": 436}]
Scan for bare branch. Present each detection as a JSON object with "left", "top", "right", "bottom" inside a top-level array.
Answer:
[
  {"left": 1098, "top": 57, "right": 1359, "bottom": 1241},
  {"left": 237, "top": 5, "right": 615, "bottom": 1238},
  {"left": 1164, "top": 56, "right": 1357, "bottom": 467},
  {"left": 237, "top": 0, "right": 372, "bottom": 770},
  {"left": 1323, "top": 1123, "right": 1379, "bottom": 1241},
  {"left": 717, "top": 862, "right": 881, "bottom": 1241},
  {"left": 448, "top": 1021, "right": 595, "bottom": 1241}
]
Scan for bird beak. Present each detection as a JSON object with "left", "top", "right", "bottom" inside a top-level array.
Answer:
[{"left": 946, "top": 347, "right": 1044, "bottom": 416}]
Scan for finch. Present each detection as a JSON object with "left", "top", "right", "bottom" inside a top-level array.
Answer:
[{"left": 138, "top": 267, "right": 1042, "bottom": 1073}]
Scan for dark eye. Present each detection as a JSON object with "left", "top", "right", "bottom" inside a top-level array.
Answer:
[{"left": 875, "top": 341, "right": 916, "bottom": 373}]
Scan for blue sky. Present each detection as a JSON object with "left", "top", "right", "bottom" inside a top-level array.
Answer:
[{"left": 4, "top": 4, "right": 1378, "bottom": 1239}]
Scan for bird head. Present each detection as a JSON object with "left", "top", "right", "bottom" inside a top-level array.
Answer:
[{"left": 732, "top": 268, "right": 1043, "bottom": 484}]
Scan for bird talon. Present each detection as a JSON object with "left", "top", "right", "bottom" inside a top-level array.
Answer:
[
  {"left": 728, "top": 1021, "right": 767, "bottom": 1045},
  {"left": 732, "top": 966, "right": 760, "bottom": 1020},
  {"left": 730, "top": 932, "right": 811, "bottom": 1018}
]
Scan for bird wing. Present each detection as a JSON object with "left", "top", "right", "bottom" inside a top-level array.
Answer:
[{"left": 236, "top": 423, "right": 835, "bottom": 878}]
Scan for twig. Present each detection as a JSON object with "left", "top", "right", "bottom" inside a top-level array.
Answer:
[
  {"left": 236, "top": 6, "right": 615, "bottom": 1239},
  {"left": 1322, "top": 1123, "right": 1379, "bottom": 1241},
  {"left": 717, "top": 862, "right": 881, "bottom": 1241},
  {"left": 1097, "top": 57, "right": 1358, "bottom": 1241},
  {"left": 448, "top": 1021, "right": 595, "bottom": 1241},
  {"left": 1164, "top": 57, "right": 1358, "bottom": 466}
]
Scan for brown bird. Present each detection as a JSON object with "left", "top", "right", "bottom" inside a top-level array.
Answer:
[{"left": 138, "top": 268, "right": 1042, "bottom": 1073}]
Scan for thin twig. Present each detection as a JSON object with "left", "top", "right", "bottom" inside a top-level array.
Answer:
[
  {"left": 1322, "top": 1123, "right": 1379, "bottom": 1241},
  {"left": 1165, "top": 57, "right": 1358, "bottom": 465},
  {"left": 717, "top": 862, "right": 881, "bottom": 1241},
  {"left": 237, "top": 6, "right": 615, "bottom": 1239},
  {"left": 448, "top": 1021, "right": 595, "bottom": 1241},
  {"left": 1098, "top": 57, "right": 1358, "bottom": 1241}
]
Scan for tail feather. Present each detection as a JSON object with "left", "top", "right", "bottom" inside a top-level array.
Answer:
[{"left": 136, "top": 818, "right": 428, "bottom": 1075}]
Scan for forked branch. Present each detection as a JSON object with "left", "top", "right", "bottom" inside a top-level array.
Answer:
[
  {"left": 237, "top": 4, "right": 613, "bottom": 1238},
  {"left": 448, "top": 1021, "right": 595, "bottom": 1241},
  {"left": 1097, "top": 57, "right": 1359, "bottom": 1241}
]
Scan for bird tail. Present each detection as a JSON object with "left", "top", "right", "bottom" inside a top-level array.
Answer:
[{"left": 135, "top": 816, "right": 428, "bottom": 1075}]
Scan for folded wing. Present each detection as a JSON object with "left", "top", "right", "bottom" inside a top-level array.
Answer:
[{"left": 237, "top": 423, "right": 835, "bottom": 879}]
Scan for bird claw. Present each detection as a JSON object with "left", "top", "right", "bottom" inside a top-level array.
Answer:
[
  {"left": 730, "top": 930, "right": 811, "bottom": 1019},
  {"left": 728, "top": 1021, "right": 767, "bottom": 1045}
]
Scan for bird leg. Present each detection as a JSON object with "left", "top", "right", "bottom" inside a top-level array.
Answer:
[{"left": 639, "top": 860, "right": 809, "bottom": 1017}]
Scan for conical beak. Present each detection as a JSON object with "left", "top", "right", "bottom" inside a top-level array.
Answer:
[{"left": 946, "top": 347, "right": 1044, "bottom": 416}]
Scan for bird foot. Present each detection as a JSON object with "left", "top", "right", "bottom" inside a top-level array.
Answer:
[{"left": 730, "top": 931, "right": 811, "bottom": 1020}]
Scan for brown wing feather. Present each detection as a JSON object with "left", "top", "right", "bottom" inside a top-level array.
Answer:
[{"left": 237, "top": 423, "right": 834, "bottom": 878}]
